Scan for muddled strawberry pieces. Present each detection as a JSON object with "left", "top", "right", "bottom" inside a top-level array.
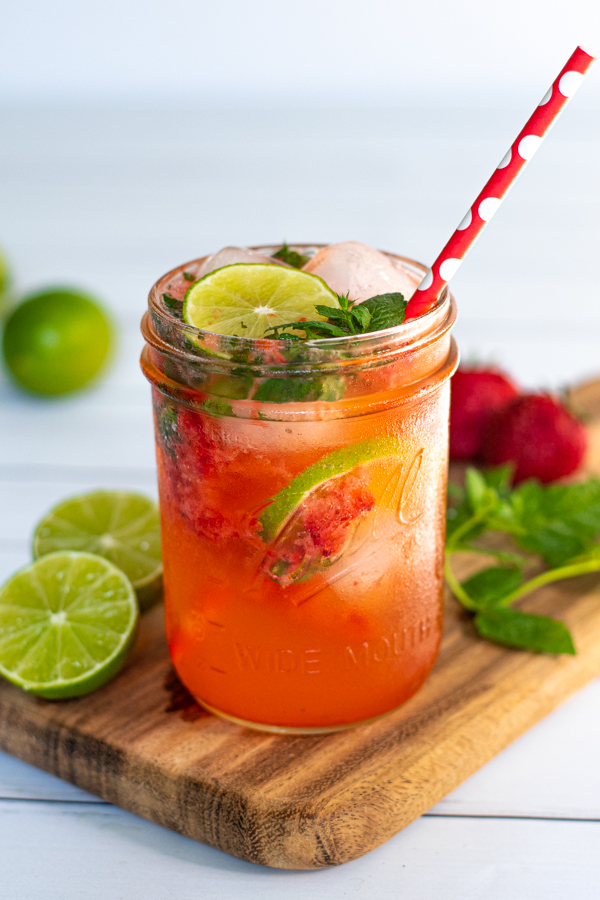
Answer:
[
  {"left": 266, "top": 472, "right": 375, "bottom": 586},
  {"left": 155, "top": 400, "right": 239, "bottom": 540}
]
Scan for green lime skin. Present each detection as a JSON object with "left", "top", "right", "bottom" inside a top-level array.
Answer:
[
  {"left": 2, "top": 288, "right": 114, "bottom": 395},
  {"left": 0, "top": 251, "right": 10, "bottom": 297},
  {"left": 0, "top": 551, "right": 138, "bottom": 699},
  {"left": 259, "top": 436, "right": 401, "bottom": 543}
]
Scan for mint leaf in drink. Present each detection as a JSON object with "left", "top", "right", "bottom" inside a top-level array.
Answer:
[
  {"left": 474, "top": 608, "right": 576, "bottom": 655},
  {"left": 155, "top": 402, "right": 180, "bottom": 456},
  {"left": 202, "top": 398, "right": 234, "bottom": 417},
  {"left": 461, "top": 566, "right": 524, "bottom": 607},
  {"left": 254, "top": 376, "right": 324, "bottom": 403},
  {"left": 162, "top": 292, "right": 184, "bottom": 318},
  {"left": 272, "top": 243, "right": 310, "bottom": 269},
  {"left": 266, "top": 320, "right": 348, "bottom": 340},
  {"left": 265, "top": 290, "right": 406, "bottom": 340},
  {"left": 360, "top": 293, "right": 407, "bottom": 330},
  {"left": 183, "top": 271, "right": 195, "bottom": 282}
]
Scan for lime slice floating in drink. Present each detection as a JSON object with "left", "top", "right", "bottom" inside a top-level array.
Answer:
[
  {"left": 183, "top": 263, "right": 339, "bottom": 338},
  {"left": 33, "top": 491, "right": 162, "bottom": 612},
  {"left": 0, "top": 552, "right": 138, "bottom": 699},
  {"left": 259, "top": 436, "right": 402, "bottom": 543}
]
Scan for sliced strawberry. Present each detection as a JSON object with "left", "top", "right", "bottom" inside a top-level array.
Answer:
[{"left": 265, "top": 472, "right": 375, "bottom": 586}]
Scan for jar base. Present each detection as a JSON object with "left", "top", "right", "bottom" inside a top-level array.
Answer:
[{"left": 196, "top": 697, "right": 401, "bottom": 735}]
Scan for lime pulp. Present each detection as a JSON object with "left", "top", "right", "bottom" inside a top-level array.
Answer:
[
  {"left": 0, "top": 552, "right": 138, "bottom": 699},
  {"left": 33, "top": 491, "right": 162, "bottom": 612},
  {"left": 183, "top": 263, "right": 339, "bottom": 338}
]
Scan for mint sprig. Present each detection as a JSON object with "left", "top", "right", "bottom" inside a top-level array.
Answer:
[
  {"left": 445, "top": 466, "right": 600, "bottom": 655},
  {"left": 265, "top": 291, "right": 407, "bottom": 340}
]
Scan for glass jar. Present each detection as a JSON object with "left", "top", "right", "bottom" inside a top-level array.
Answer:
[{"left": 141, "top": 246, "right": 458, "bottom": 733}]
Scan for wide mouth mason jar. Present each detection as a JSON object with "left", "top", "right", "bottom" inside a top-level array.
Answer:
[{"left": 141, "top": 246, "right": 458, "bottom": 733}]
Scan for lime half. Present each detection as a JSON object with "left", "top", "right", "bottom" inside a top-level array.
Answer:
[
  {"left": 0, "top": 552, "right": 138, "bottom": 699},
  {"left": 33, "top": 491, "right": 162, "bottom": 612},
  {"left": 183, "top": 263, "right": 339, "bottom": 338},
  {"left": 259, "top": 437, "right": 401, "bottom": 543}
]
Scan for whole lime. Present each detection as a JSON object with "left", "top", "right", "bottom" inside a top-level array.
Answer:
[
  {"left": 0, "top": 251, "right": 10, "bottom": 296},
  {"left": 2, "top": 288, "right": 114, "bottom": 395}
]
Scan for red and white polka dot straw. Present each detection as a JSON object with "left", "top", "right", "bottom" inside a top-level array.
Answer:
[{"left": 404, "top": 46, "right": 596, "bottom": 321}]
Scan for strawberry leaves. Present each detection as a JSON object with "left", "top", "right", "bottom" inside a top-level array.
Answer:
[
  {"left": 264, "top": 291, "right": 407, "bottom": 340},
  {"left": 445, "top": 467, "right": 600, "bottom": 655}
]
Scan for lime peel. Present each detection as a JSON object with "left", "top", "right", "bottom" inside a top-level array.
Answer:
[{"left": 258, "top": 436, "right": 402, "bottom": 543}]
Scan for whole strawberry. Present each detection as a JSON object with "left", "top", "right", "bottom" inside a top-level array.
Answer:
[
  {"left": 482, "top": 394, "right": 587, "bottom": 483},
  {"left": 450, "top": 366, "right": 520, "bottom": 460}
]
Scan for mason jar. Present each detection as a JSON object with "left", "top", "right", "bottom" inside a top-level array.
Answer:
[{"left": 141, "top": 246, "right": 458, "bottom": 733}]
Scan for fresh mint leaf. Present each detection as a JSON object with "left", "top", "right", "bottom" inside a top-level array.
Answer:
[
  {"left": 202, "top": 398, "right": 234, "bottom": 418},
  {"left": 474, "top": 607, "right": 576, "bottom": 655},
  {"left": 510, "top": 478, "right": 600, "bottom": 566},
  {"left": 482, "top": 464, "right": 514, "bottom": 497},
  {"left": 254, "top": 376, "right": 323, "bottom": 404},
  {"left": 210, "top": 374, "right": 253, "bottom": 400},
  {"left": 182, "top": 271, "right": 195, "bottom": 282},
  {"left": 445, "top": 494, "right": 487, "bottom": 544},
  {"left": 461, "top": 566, "right": 524, "bottom": 607},
  {"left": 271, "top": 243, "right": 310, "bottom": 269},
  {"left": 254, "top": 373, "right": 344, "bottom": 403},
  {"left": 360, "top": 292, "right": 407, "bottom": 330},
  {"left": 351, "top": 304, "right": 372, "bottom": 331},
  {"left": 314, "top": 304, "right": 354, "bottom": 330},
  {"left": 318, "top": 375, "right": 345, "bottom": 402},
  {"left": 266, "top": 290, "right": 406, "bottom": 340},
  {"left": 445, "top": 466, "right": 600, "bottom": 656},
  {"left": 465, "top": 467, "right": 489, "bottom": 510}
]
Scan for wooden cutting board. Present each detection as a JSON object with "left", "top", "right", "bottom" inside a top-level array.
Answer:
[{"left": 1, "top": 378, "right": 600, "bottom": 870}]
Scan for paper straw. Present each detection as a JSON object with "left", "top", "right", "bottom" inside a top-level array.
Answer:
[{"left": 404, "top": 45, "right": 596, "bottom": 321}]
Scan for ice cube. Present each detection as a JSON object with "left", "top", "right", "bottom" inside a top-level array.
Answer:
[
  {"left": 197, "top": 247, "right": 289, "bottom": 278},
  {"left": 302, "top": 241, "right": 419, "bottom": 303}
]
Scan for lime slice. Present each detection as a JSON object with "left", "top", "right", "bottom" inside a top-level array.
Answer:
[
  {"left": 33, "top": 491, "right": 162, "bottom": 612},
  {"left": 259, "top": 437, "right": 401, "bottom": 543},
  {"left": 0, "top": 552, "right": 138, "bottom": 699},
  {"left": 183, "top": 263, "right": 339, "bottom": 338}
]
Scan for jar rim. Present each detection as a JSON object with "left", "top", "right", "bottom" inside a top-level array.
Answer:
[{"left": 144, "top": 246, "right": 456, "bottom": 375}]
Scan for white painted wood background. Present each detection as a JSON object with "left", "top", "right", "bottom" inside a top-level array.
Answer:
[{"left": 0, "top": 103, "right": 598, "bottom": 898}]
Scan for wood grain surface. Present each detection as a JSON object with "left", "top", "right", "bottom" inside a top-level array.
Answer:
[{"left": 1, "top": 379, "right": 599, "bottom": 871}]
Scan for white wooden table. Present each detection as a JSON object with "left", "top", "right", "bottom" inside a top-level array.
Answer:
[{"left": 0, "top": 104, "right": 599, "bottom": 898}]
